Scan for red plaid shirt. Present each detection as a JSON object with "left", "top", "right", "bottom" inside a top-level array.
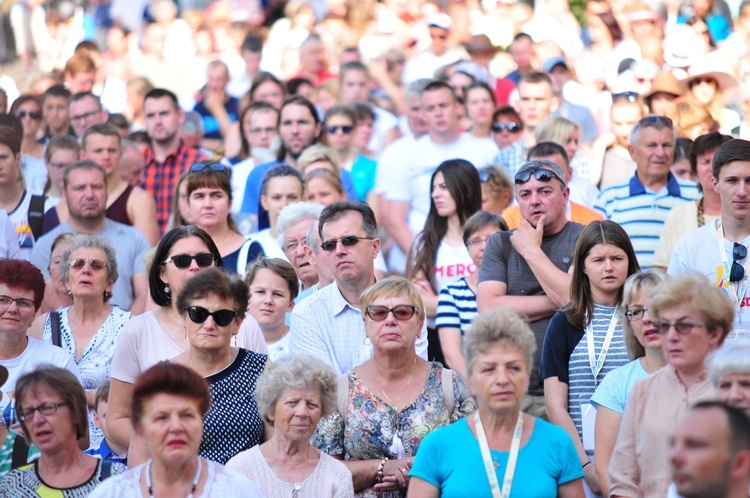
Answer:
[{"left": 143, "top": 140, "right": 204, "bottom": 235}]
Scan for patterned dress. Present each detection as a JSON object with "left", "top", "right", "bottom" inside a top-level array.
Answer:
[
  {"left": 314, "top": 361, "right": 476, "bottom": 498},
  {"left": 0, "top": 458, "right": 126, "bottom": 497}
]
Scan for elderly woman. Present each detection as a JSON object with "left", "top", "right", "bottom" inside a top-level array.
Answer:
[
  {"left": 609, "top": 275, "right": 734, "bottom": 497},
  {"left": 591, "top": 269, "right": 669, "bottom": 493},
  {"left": 29, "top": 234, "right": 132, "bottom": 448},
  {"left": 314, "top": 276, "right": 475, "bottom": 497},
  {"left": 0, "top": 259, "right": 79, "bottom": 427},
  {"left": 107, "top": 226, "right": 267, "bottom": 462},
  {"left": 0, "top": 366, "right": 125, "bottom": 496},
  {"left": 39, "top": 233, "right": 75, "bottom": 313},
  {"left": 408, "top": 308, "right": 585, "bottom": 497},
  {"left": 89, "top": 363, "right": 264, "bottom": 497},
  {"left": 226, "top": 354, "right": 354, "bottom": 496},
  {"left": 172, "top": 267, "right": 268, "bottom": 464},
  {"left": 710, "top": 340, "right": 750, "bottom": 416}
]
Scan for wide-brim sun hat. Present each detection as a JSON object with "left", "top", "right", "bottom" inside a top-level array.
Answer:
[
  {"left": 663, "top": 25, "right": 708, "bottom": 69},
  {"left": 644, "top": 71, "right": 683, "bottom": 100}
]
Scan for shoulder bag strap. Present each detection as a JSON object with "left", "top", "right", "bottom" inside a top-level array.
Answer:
[
  {"left": 11, "top": 433, "right": 30, "bottom": 469},
  {"left": 28, "top": 195, "right": 47, "bottom": 240},
  {"left": 442, "top": 367, "right": 455, "bottom": 413},
  {"left": 499, "top": 231, "right": 512, "bottom": 266},
  {"left": 49, "top": 311, "right": 61, "bottom": 348},
  {"left": 236, "top": 236, "right": 257, "bottom": 277}
]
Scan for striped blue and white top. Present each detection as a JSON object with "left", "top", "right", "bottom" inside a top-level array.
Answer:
[
  {"left": 435, "top": 277, "right": 477, "bottom": 336},
  {"left": 594, "top": 173, "right": 700, "bottom": 269}
]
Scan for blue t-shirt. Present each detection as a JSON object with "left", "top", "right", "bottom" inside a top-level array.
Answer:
[
  {"left": 590, "top": 358, "right": 650, "bottom": 414},
  {"left": 193, "top": 96, "right": 239, "bottom": 140},
  {"left": 350, "top": 154, "right": 377, "bottom": 201},
  {"left": 410, "top": 417, "right": 583, "bottom": 497}
]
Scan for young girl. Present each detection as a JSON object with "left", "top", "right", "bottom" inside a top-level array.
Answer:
[
  {"left": 541, "top": 220, "right": 640, "bottom": 495},
  {"left": 407, "top": 159, "right": 482, "bottom": 325},
  {"left": 304, "top": 168, "right": 346, "bottom": 206},
  {"left": 245, "top": 258, "right": 299, "bottom": 360},
  {"left": 10, "top": 95, "right": 46, "bottom": 196},
  {"left": 256, "top": 165, "right": 304, "bottom": 260}
]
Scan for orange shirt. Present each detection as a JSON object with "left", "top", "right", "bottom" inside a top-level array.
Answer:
[{"left": 501, "top": 202, "right": 603, "bottom": 229}]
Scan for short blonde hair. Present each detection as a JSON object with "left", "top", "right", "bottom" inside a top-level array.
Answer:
[
  {"left": 359, "top": 276, "right": 425, "bottom": 325},
  {"left": 254, "top": 354, "right": 337, "bottom": 424},
  {"left": 649, "top": 274, "right": 734, "bottom": 343},
  {"left": 298, "top": 144, "right": 342, "bottom": 177},
  {"left": 621, "top": 270, "right": 669, "bottom": 360},
  {"left": 464, "top": 308, "right": 537, "bottom": 375}
]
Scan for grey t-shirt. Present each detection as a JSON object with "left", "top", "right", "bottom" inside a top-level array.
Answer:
[
  {"left": 31, "top": 219, "right": 150, "bottom": 312},
  {"left": 478, "top": 221, "right": 584, "bottom": 396}
]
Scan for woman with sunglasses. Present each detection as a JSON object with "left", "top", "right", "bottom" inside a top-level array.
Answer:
[
  {"left": 464, "top": 82, "right": 496, "bottom": 140},
  {"left": 541, "top": 221, "right": 640, "bottom": 495},
  {"left": 609, "top": 275, "right": 733, "bottom": 497},
  {"left": 10, "top": 95, "right": 46, "bottom": 196},
  {"left": 28, "top": 234, "right": 131, "bottom": 449},
  {"left": 186, "top": 162, "right": 264, "bottom": 274},
  {"left": 171, "top": 267, "right": 267, "bottom": 464},
  {"left": 684, "top": 70, "right": 739, "bottom": 135},
  {"left": 323, "top": 105, "right": 377, "bottom": 202},
  {"left": 491, "top": 106, "right": 524, "bottom": 150},
  {"left": 315, "top": 277, "right": 475, "bottom": 497},
  {"left": 107, "top": 226, "right": 267, "bottom": 464}
]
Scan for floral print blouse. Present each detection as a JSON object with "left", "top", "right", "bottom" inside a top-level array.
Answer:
[{"left": 314, "top": 361, "right": 476, "bottom": 498}]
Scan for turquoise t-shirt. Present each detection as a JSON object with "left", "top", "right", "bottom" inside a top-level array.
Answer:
[
  {"left": 350, "top": 155, "right": 377, "bottom": 201},
  {"left": 410, "top": 416, "right": 583, "bottom": 497}
]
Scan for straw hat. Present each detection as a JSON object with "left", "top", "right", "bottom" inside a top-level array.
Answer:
[
  {"left": 644, "top": 72, "right": 683, "bottom": 101},
  {"left": 681, "top": 61, "right": 738, "bottom": 94}
]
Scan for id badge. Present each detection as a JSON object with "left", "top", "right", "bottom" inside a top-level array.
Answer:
[{"left": 581, "top": 402, "right": 596, "bottom": 452}]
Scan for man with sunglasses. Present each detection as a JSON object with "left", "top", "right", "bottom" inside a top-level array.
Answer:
[
  {"left": 289, "top": 201, "right": 428, "bottom": 375},
  {"left": 478, "top": 159, "right": 584, "bottom": 418},
  {"left": 668, "top": 139, "right": 750, "bottom": 337},
  {"left": 31, "top": 160, "right": 150, "bottom": 315},
  {"left": 595, "top": 115, "right": 700, "bottom": 269}
]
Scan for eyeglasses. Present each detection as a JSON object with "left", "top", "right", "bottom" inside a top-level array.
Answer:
[
  {"left": 466, "top": 234, "right": 498, "bottom": 248},
  {"left": 654, "top": 321, "right": 705, "bottom": 336},
  {"left": 326, "top": 125, "right": 354, "bottom": 135},
  {"left": 15, "top": 110, "right": 42, "bottom": 120},
  {"left": 189, "top": 163, "right": 230, "bottom": 174},
  {"left": 69, "top": 110, "right": 100, "bottom": 123},
  {"left": 69, "top": 258, "right": 108, "bottom": 271},
  {"left": 637, "top": 115, "right": 673, "bottom": 128},
  {"left": 365, "top": 305, "right": 418, "bottom": 321},
  {"left": 625, "top": 308, "right": 648, "bottom": 321},
  {"left": 320, "top": 236, "right": 374, "bottom": 252},
  {"left": 163, "top": 253, "right": 216, "bottom": 269},
  {"left": 491, "top": 121, "right": 521, "bottom": 133},
  {"left": 514, "top": 167, "right": 565, "bottom": 185},
  {"left": 17, "top": 402, "right": 69, "bottom": 421},
  {"left": 612, "top": 91, "right": 639, "bottom": 103},
  {"left": 731, "top": 243, "right": 747, "bottom": 282},
  {"left": 186, "top": 306, "right": 239, "bottom": 327},
  {"left": 0, "top": 295, "right": 36, "bottom": 311}
]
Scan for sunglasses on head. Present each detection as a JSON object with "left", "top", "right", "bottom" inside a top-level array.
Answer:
[
  {"left": 189, "top": 163, "right": 230, "bottom": 174},
  {"left": 326, "top": 125, "right": 354, "bottom": 135},
  {"left": 638, "top": 115, "right": 673, "bottom": 128},
  {"left": 612, "top": 91, "right": 639, "bottom": 103},
  {"left": 163, "top": 253, "right": 215, "bottom": 269},
  {"left": 69, "top": 258, "right": 107, "bottom": 271},
  {"left": 185, "top": 306, "right": 239, "bottom": 327},
  {"left": 15, "top": 110, "right": 41, "bottom": 120},
  {"left": 514, "top": 167, "right": 564, "bottom": 185},
  {"left": 731, "top": 243, "right": 747, "bottom": 283},
  {"left": 365, "top": 305, "right": 418, "bottom": 321},
  {"left": 491, "top": 121, "right": 521, "bottom": 133},
  {"left": 320, "top": 236, "right": 374, "bottom": 252}
]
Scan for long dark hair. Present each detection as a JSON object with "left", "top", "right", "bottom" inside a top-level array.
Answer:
[
  {"left": 564, "top": 220, "right": 640, "bottom": 328},
  {"left": 406, "top": 159, "right": 481, "bottom": 291}
]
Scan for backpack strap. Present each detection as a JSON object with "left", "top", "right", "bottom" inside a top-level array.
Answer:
[
  {"left": 441, "top": 368, "right": 455, "bottom": 414},
  {"left": 499, "top": 230, "right": 512, "bottom": 267},
  {"left": 11, "top": 433, "right": 30, "bottom": 469},
  {"left": 49, "top": 310, "right": 61, "bottom": 348},
  {"left": 99, "top": 459, "right": 113, "bottom": 481},
  {"left": 28, "top": 195, "right": 46, "bottom": 241},
  {"left": 236, "top": 236, "right": 258, "bottom": 277},
  {"left": 336, "top": 373, "right": 349, "bottom": 419}
]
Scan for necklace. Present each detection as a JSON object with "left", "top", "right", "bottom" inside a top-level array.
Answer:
[
  {"left": 371, "top": 356, "right": 417, "bottom": 411},
  {"left": 146, "top": 457, "right": 202, "bottom": 498}
]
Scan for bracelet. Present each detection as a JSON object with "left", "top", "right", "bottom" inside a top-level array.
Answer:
[
  {"left": 377, "top": 457, "right": 389, "bottom": 483},
  {"left": 582, "top": 461, "right": 591, "bottom": 469}
]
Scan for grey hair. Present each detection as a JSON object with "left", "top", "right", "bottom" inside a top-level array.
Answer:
[
  {"left": 306, "top": 219, "right": 321, "bottom": 255},
  {"left": 630, "top": 115, "right": 676, "bottom": 146},
  {"left": 181, "top": 111, "right": 204, "bottom": 137},
  {"left": 621, "top": 270, "right": 669, "bottom": 360},
  {"left": 276, "top": 202, "right": 324, "bottom": 247},
  {"left": 60, "top": 234, "right": 119, "bottom": 301},
  {"left": 120, "top": 138, "right": 142, "bottom": 156},
  {"left": 464, "top": 308, "right": 537, "bottom": 377},
  {"left": 405, "top": 78, "right": 432, "bottom": 102},
  {"left": 708, "top": 340, "right": 750, "bottom": 387},
  {"left": 254, "top": 353, "right": 337, "bottom": 424}
]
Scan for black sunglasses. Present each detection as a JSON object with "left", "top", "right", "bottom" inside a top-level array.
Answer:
[
  {"left": 612, "top": 91, "right": 639, "bottom": 103},
  {"left": 731, "top": 243, "right": 747, "bottom": 283},
  {"left": 15, "top": 110, "right": 42, "bottom": 120},
  {"left": 326, "top": 125, "right": 354, "bottom": 135},
  {"left": 514, "top": 168, "right": 564, "bottom": 185},
  {"left": 320, "top": 236, "right": 374, "bottom": 252},
  {"left": 186, "top": 306, "right": 239, "bottom": 327},
  {"left": 189, "top": 162, "right": 230, "bottom": 174},
  {"left": 163, "top": 253, "right": 215, "bottom": 269},
  {"left": 491, "top": 121, "right": 521, "bottom": 133}
]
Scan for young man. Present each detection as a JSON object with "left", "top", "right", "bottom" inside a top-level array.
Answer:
[
  {"left": 192, "top": 60, "right": 239, "bottom": 150},
  {"left": 68, "top": 93, "right": 108, "bottom": 137},
  {"left": 41, "top": 86, "right": 73, "bottom": 141}
]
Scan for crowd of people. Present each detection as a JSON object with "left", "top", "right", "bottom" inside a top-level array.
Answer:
[{"left": 1, "top": 0, "right": 750, "bottom": 496}]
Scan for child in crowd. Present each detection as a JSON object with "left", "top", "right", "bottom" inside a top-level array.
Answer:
[{"left": 84, "top": 381, "right": 127, "bottom": 465}]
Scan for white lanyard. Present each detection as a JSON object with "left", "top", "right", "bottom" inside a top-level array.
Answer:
[
  {"left": 585, "top": 308, "right": 619, "bottom": 386},
  {"left": 474, "top": 410, "right": 524, "bottom": 498},
  {"left": 715, "top": 219, "right": 748, "bottom": 318}
]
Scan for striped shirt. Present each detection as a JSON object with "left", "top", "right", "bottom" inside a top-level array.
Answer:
[
  {"left": 143, "top": 140, "right": 204, "bottom": 235},
  {"left": 594, "top": 173, "right": 700, "bottom": 268},
  {"left": 493, "top": 137, "right": 527, "bottom": 177},
  {"left": 0, "top": 431, "right": 39, "bottom": 481},
  {"left": 435, "top": 277, "right": 477, "bottom": 336}
]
